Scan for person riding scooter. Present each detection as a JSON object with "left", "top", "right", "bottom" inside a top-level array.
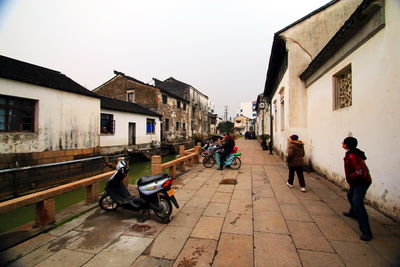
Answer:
[{"left": 217, "top": 133, "right": 235, "bottom": 170}]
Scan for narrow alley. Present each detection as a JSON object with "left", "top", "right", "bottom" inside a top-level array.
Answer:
[{"left": 2, "top": 139, "right": 399, "bottom": 267}]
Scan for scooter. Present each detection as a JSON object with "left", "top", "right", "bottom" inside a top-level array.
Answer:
[
  {"left": 98, "top": 158, "right": 179, "bottom": 223},
  {"left": 203, "top": 146, "right": 241, "bottom": 169}
]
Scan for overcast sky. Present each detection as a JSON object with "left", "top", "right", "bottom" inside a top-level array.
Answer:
[{"left": 0, "top": 0, "right": 330, "bottom": 118}]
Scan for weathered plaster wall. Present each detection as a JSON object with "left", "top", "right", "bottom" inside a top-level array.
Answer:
[
  {"left": 158, "top": 92, "right": 190, "bottom": 142},
  {"left": 100, "top": 108, "right": 160, "bottom": 147},
  {"left": 0, "top": 78, "right": 100, "bottom": 153},
  {"left": 190, "top": 88, "right": 209, "bottom": 138},
  {"left": 94, "top": 75, "right": 190, "bottom": 142},
  {"left": 306, "top": 1, "right": 400, "bottom": 219},
  {"left": 271, "top": 0, "right": 363, "bottom": 163},
  {"left": 271, "top": 70, "right": 289, "bottom": 157}
]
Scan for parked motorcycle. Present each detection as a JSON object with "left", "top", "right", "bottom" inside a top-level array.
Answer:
[
  {"left": 99, "top": 158, "right": 179, "bottom": 223},
  {"left": 201, "top": 140, "right": 214, "bottom": 157},
  {"left": 202, "top": 145, "right": 241, "bottom": 169}
]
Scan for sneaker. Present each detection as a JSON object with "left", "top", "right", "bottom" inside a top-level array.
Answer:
[
  {"left": 300, "top": 187, "right": 306, "bottom": 192},
  {"left": 217, "top": 167, "right": 223, "bottom": 170},
  {"left": 360, "top": 233, "right": 373, "bottom": 241},
  {"left": 286, "top": 182, "right": 293, "bottom": 188},
  {"left": 342, "top": 211, "right": 356, "bottom": 219}
]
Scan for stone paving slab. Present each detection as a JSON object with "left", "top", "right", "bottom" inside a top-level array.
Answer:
[
  {"left": 287, "top": 221, "right": 334, "bottom": 252},
  {"left": 297, "top": 249, "right": 345, "bottom": 267},
  {"left": 254, "top": 232, "right": 301, "bottom": 267},
  {"left": 2, "top": 139, "right": 399, "bottom": 267},
  {"left": 213, "top": 233, "right": 253, "bottom": 267},
  {"left": 203, "top": 202, "right": 229, "bottom": 218},
  {"left": 83, "top": 235, "right": 152, "bottom": 267},
  {"left": 35, "top": 249, "right": 94, "bottom": 267},
  {"left": 191, "top": 216, "right": 224, "bottom": 240},
  {"left": 173, "top": 238, "right": 217, "bottom": 267}
]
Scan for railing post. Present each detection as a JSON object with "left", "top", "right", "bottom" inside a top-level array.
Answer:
[
  {"left": 85, "top": 182, "right": 99, "bottom": 203},
  {"left": 151, "top": 155, "right": 162, "bottom": 175},
  {"left": 35, "top": 198, "right": 55, "bottom": 226},
  {"left": 194, "top": 145, "right": 201, "bottom": 164},
  {"left": 169, "top": 165, "right": 176, "bottom": 178},
  {"left": 179, "top": 145, "right": 185, "bottom": 157}
]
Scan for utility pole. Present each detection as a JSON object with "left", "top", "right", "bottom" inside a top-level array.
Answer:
[{"left": 224, "top": 105, "right": 228, "bottom": 121}]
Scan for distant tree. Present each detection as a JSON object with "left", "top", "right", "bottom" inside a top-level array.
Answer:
[{"left": 218, "top": 121, "right": 234, "bottom": 134}]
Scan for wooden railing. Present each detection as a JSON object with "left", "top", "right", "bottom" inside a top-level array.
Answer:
[
  {"left": 0, "top": 144, "right": 201, "bottom": 228},
  {"left": 151, "top": 144, "right": 201, "bottom": 177},
  {"left": 0, "top": 170, "right": 115, "bottom": 226}
]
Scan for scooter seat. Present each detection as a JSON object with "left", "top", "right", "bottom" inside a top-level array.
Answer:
[{"left": 137, "top": 173, "right": 168, "bottom": 186}]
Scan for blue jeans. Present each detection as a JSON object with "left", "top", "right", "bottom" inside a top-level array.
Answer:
[{"left": 347, "top": 184, "right": 372, "bottom": 235}]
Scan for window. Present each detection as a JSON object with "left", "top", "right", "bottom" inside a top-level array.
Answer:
[
  {"left": 0, "top": 95, "right": 36, "bottom": 132},
  {"left": 183, "top": 103, "right": 187, "bottom": 111},
  {"left": 101, "top": 113, "right": 115, "bottom": 134},
  {"left": 127, "top": 91, "right": 135, "bottom": 103},
  {"left": 165, "top": 118, "right": 170, "bottom": 131},
  {"left": 182, "top": 122, "right": 186, "bottom": 131},
  {"left": 146, "top": 119, "right": 155, "bottom": 134},
  {"left": 162, "top": 94, "right": 168, "bottom": 104},
  {"left": 334, "top": 65, "right": 352, "bottom": 110},
  {"left": 175, "top": 121, "right": 180, "bottom": 130},
  {"left": 177, "top": 101, "right": 181, "bottom": 109}
]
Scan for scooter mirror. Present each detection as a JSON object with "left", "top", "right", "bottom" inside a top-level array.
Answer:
[{"left": 116, "top": 159, "right": 126, "bottom": 170}]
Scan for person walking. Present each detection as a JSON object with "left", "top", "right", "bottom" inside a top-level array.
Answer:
[
  {"left": 342, "top": 137, "right": 373, "bottom": 241},
  {"left": 286, "top": 134, "right": 306, "bottom": 192}
]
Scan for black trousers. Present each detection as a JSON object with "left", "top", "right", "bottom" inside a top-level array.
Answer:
[
  {"left": 288, "top": 166, "right": 305, "bottom": 187},
  {"left": 347, "top": 184, "right": 372, "bottom": 235}
]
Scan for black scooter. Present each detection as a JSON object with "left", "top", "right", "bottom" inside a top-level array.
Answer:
[{"left": 98, "top": 158, "right": 179, "bottom": 223}]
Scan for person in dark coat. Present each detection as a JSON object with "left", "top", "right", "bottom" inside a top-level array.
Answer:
[
  {"left": 286, "top": 134, "right": 306, "bottom": 192},
  {"left": 342, "top": 136, "right": 373, "bottom": 241},
  {"left": 217, "top": 133, "right": 235, "bottom": 170}
]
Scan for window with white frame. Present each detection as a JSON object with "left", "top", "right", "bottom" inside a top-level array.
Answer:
[
  {"left": 127, "top": 90, "right": 135, "bottom": 103},
  {"left": 333, "top": 64, "right": 352, "bottom": 110},
  {"left": 146, "top": 118, "right": 155, "bottom": 134}
]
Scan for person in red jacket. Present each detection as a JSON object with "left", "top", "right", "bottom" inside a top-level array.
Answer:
[{"left": 342, "top": 137, "right": 373, "bottom": 241}]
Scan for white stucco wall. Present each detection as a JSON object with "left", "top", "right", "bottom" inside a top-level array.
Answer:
[
  {"left": 0, "top": 78, "right": 100, "bottom": 153},
  {"left": 306, "top": 1, "right": 400, "bottom": 219},
  {"left": 100, "top": 108, "right": 160, "bottom": 147},
  {"left": 269, "top": 0, "right": 363, "bottom": 160}
]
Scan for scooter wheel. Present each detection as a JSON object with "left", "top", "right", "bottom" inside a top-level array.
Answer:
[
  {"left": 229, "top": 157, "right": 241, "bottom": 170},
  {"left": 153, "top": 195, "right": 172, "bottom": 223},
  {"left": 203, "top": 156, "right": 215, "bottom": 168},
  {"left": 99, "top": 193, "right": 118, "bottom": 211}
]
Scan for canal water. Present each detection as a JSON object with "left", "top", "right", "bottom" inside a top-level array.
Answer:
[{"left": 0, "top": 154, "right": 177, "bottom": 233}]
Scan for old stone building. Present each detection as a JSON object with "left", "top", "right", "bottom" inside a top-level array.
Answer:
[
  {"left": 93, "top": 71, "right": 190, "bottom": 143},
  {"left": 154, "top": 77, "right": 210, "bottom": 140}
]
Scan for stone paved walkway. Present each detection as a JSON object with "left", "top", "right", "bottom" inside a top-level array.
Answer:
[{"left": 1, "top": 139, "right": 399, "bottom": 266}]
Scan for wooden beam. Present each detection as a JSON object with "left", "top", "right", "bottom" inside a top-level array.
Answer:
[{"left": 0, "top": 170, "right": 115, "bottom": 215}]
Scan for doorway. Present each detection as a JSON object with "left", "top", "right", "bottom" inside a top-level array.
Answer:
[{"left": 129, "top": 123, "right": 136, "bottom": 145}]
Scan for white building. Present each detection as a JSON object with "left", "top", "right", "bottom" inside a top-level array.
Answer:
[
  {"left": 300, "top": 0, "right": 399, "bottom": 220},
  {"left": 0, "top": 55, "right": 100, "bottom": 154},
  {"left": 263, "top": 0, "right": 399, "bottom": 220},
  {"left": 99, "top": 96, "right": 161, "bottom": 154},
  {"left": 237, "top": 101, "right": 256, "bottom": 120},
  {"left": 255, "top": 94, "right": 270, "bottom": 138}
]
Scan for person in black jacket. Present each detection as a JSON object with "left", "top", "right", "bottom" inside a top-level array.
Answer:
[{"left": 217, "top": 133, "right": 235, "bottom": 170}]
